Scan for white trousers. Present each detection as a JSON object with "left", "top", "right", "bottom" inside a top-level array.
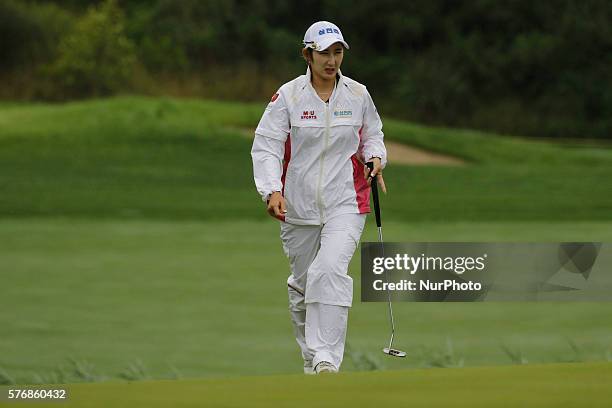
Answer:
[{"left": 280, "top": 213, "right": 366, "bottom": 371}]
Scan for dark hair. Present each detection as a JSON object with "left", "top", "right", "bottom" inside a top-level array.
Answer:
[{"left": 304, "top": 47, "right": 313, "bottom": 64}]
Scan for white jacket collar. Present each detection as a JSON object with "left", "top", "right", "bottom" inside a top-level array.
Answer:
[{"left": 305, "top": 65, "right": 344, "bottom": 103}]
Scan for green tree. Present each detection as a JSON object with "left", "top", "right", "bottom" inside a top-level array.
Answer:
[{"left": 46, "top": 0, "right": 136, "bottom": 98}]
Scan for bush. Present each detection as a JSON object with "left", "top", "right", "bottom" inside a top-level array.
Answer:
[
  {"left": 0, "top": 0, "right": 74, "bottom": 70},
  {"left": 44, "top": 0, "right": 136, "bottom": 99}
]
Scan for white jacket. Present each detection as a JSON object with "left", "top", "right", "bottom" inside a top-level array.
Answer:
[{"left": 251, "top": 66, "right": 387, "bottom": 225}]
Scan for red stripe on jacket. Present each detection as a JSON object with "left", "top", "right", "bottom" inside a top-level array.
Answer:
[
  {"left": 353, "top": 127, "right": 371, "bottom": 213},
  {"left": 278, "top": 134, "right": 291, "bottom": 222}
]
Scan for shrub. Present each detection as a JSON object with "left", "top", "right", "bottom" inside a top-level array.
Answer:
[
  {"left": 44, "top": 0, "right": 136, "bottom": 99},
  {"left": 0, "top": 0, "right": 74, "bottom": 70}
]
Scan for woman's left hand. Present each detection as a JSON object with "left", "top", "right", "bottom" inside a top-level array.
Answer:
[{"left": 364, "top": 157, "right": 387, "bottom": 194}]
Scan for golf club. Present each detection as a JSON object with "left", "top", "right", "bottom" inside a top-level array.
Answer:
[{"left": 367, "top": 162, "right": 407, "bottom": 358}]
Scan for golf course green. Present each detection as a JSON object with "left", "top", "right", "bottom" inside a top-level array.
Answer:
[
  {"left": 0, "top": 97, "right": 610, "bottom": 405},
  {"left": 2, "top": 362, "right": 612, "bottom": 407}
]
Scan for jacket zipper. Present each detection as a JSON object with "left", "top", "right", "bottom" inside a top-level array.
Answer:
[{"left": 316, "top": 101, "right": 331, "bottom": 224}]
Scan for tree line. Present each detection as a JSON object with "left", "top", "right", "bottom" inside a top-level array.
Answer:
[{"left": 1, "top": 0, "right": 610, "bottom": 139}]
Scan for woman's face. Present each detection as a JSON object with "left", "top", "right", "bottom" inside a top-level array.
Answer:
[{"left": 309, "top": 42, "right": 344, "bottom": 81}]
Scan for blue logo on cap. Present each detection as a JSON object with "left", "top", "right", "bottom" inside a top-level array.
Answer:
[
  {"left": 326, "top": 28, "right": 333, "bottom": 33},
  {"left": 319, "top": 29, "right": 325, "bottom": 35}
]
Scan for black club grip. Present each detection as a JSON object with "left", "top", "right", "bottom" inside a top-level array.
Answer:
[{"left": 366, "top": 162, "right": 382, "bottom": 227}]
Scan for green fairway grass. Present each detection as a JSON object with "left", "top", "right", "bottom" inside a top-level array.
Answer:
[
  {"left": 2, "top": 362, "right": 611, "bottom": 407},
  {"left": 0, "top": 97, "right": 611, "bottom": 387},
  {"left": 1, "top": 219, "right": 611, "bottom": 384}
]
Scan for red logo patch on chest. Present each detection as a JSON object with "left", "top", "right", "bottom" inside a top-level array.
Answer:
[
  {"left": 301, "top": 110, "right": 317, "bottom": 120},
  {"left": 270, "top": 93, "right": 279, "bottom": 102}
]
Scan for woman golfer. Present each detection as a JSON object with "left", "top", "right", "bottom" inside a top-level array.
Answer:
[{"left": 251, "top": 21, "right": 387, "bottom": 374}]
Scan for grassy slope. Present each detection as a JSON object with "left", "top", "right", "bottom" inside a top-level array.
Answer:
[
  {"left": 2, "top": 363, "right": 612, "bottom": 408},
  {"left": 0, "top": 96, "right": 610, "bottom": 221}
]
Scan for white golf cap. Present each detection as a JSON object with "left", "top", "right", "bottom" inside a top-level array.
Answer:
[{"left": 303, "top": 21, "right": 349, "bottom": 51}]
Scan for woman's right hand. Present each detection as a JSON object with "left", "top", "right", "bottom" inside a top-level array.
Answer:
[{"left": 267, "top": 192, "right": 287, "bottom": 219}]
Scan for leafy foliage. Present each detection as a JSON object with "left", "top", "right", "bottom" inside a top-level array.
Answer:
[
  {"left": 0, "top": 0, "right": 74, "bottom": 69},
  {"left": 44, "top": 0, "right": 136, "bottom": 98},
  {"left": 1, "top": 0, "right": 611, "bottom": 138}
]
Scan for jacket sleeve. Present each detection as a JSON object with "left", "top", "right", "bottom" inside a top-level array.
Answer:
[
  {"left": 360, "top": 88, "right": 387, "bottom": 168},
  {"left": 251, "top": 90, "right": 290, "bottom": 201}
]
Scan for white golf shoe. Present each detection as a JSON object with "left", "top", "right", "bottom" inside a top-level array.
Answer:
[
  {"left": 315, "top": 361, "right": 337, "bottom": 374},
  {"left": 304, "top": 361, "right": 315, "bottom": 375}
]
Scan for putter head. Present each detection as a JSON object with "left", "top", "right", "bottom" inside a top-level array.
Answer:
[{"left": 383, "top": 347, "right": 406, "bottom": 358}]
